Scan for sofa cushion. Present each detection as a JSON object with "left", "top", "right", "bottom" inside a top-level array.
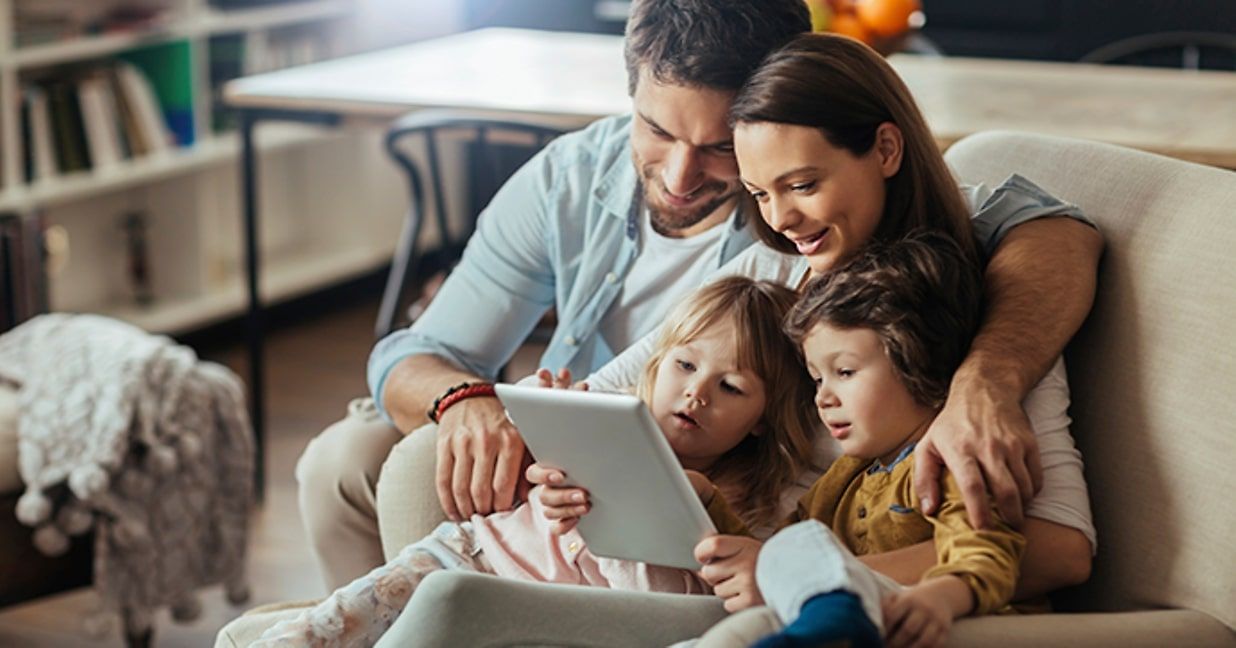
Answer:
[
  {"left": 945, "top": 132, "right": 1236, "bottom": 630},
  {"left": 0, "top": 384, "right": 20, "bottom": 495}
]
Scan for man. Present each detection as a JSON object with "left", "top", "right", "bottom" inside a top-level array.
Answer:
[{"left": 297, "top": 0, "right": 1099, "bottom": 602}]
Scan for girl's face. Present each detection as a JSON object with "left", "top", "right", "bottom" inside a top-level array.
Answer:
[
  {"left": 650, "top": 319, "right": 767, "bottom": 471},
  {"left": 734, "top": 121, "right": 902, "bottom": 275},
  {"left": 801, "top": 323, "right": 934, "bottom": 465}
]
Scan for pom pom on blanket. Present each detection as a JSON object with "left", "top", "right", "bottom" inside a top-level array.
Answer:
[
  {"left": 33, "top": 524, "right": 70, "bottom": 556},
  {"left": 16, "top": 488, "right": 52, "bottom": 525},
  {"left": 69, "top": 464, "right": 109, "bottom": 500}
]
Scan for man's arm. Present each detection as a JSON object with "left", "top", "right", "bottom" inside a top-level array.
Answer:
[
  {"left": 370, "top": 140, "right": 561, "bottom": 521},
  {"left": 916, "top": 217, "right": 1102, "bottom": 528},
  {"left": 384, "top": 354, "right": 525, "bottom": 522}
]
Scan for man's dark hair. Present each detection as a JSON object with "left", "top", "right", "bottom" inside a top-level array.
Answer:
[
  {"left": 624, "top": 0, "right": 811, "bottom": 94},
  {"left": 784, "top": 230, "right": 984, "bottom": 408}
]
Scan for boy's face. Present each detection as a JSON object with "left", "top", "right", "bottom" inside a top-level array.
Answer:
[
  {"left": 649, "top": 319, "right": 767, "bottom": 471},
  {"left": 630, "top": 67, "right": 743, "bottom": 238},
  {"left": 801, "top": 323, "right": 934, "bottom": 465}
]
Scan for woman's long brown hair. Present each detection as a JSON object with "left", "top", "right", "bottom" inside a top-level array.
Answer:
[{"left": 730, "top": 33, "right": 980, "bottom": 267}]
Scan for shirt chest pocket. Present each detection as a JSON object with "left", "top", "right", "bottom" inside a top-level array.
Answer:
[{"left": 866, "top": 503, "right": 934, "bottom": 553}]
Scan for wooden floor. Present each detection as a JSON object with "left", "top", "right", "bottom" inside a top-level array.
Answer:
[{"left": 0, "top": 298, "right": 487, "bottom": 647}]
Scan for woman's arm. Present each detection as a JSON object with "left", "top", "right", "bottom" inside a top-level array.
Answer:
[
  {"left": 915, "top": 217, "right": 1102, "bottom": 528},
  {"left": 858, "top": 517, "right": 1091, "bottom": 599}
]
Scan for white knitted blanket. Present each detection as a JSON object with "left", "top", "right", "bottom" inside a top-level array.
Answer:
[{"left": 0, "top": 314, "right": 252, "bottom": 635}]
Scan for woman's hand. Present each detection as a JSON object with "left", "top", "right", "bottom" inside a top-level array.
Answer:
[
  {"left": 526, "top": 463, "right": 590, "bottom": 535},
  {"left": 913, "top": 373, "right": 1041, "bottom": 529},
  {"left": 695, "top": 535, "right": 765, "bottom": 612}
]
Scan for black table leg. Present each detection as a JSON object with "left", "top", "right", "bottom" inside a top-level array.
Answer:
[
  {"left": 236, "top": 108, "right": 344, "bottom": 502},
  {"left": 239, "top": 110, "right": 265, "bottom": 500}
]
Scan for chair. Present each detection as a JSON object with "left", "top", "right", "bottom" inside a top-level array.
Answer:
[
  {"left": 376, "top": 111, "right": 567, "bottom": 340},
  {"left": 1081, "top": 31, "right": 1236, "bottom": 70}
]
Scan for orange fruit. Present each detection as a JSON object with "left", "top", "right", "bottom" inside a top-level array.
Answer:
[
  {"left": 828, "top": 11, "right": 873, "bottom": 44},
  {"left": 854, "top": 0, "right": 922, "bottom": 37}
]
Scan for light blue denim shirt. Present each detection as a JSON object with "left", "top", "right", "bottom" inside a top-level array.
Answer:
[
  {"left": 368, "top": 113, "right": 1095, "bottom": 425},
  {"left": 367, "top": 115, "right": 757, "bottom": 422}
]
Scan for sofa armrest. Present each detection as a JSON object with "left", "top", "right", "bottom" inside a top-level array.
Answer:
[
  {"left": 946, "top": 610, "right": 1235, "bottom": 648},
  {"left": 375, "top": 423, "right": 449, "bottom": 560}
]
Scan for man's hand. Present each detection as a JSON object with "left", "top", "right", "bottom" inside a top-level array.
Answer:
[
  {"left": 881, "top": 576, "right": 971, "bottom": 648},
  {"left": 695, "top": 535, "right": 764, "bottom": 612},
  {"left": 526, "top": 463, "right": 590, "bottom": 535},
  {"left": 914, "top": 373, "right": 1041, "bottom": 529},
  {"left": 435, "top": 397, "right": 526, "bottom": 520}
]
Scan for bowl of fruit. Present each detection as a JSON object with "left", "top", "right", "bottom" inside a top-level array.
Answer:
[{"left": 805, "top": 0, "right": 926, "bottom": 55}]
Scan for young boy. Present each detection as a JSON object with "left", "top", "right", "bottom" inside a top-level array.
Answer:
[{"left": 702, "top": 230, "right": 1028, "bottom": 648}]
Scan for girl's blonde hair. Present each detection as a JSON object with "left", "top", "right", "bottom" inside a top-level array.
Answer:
[{"left": 636, "top": 276, "right": 817, "bottom": 530}]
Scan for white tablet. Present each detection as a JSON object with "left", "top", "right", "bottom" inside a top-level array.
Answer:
[{"left": 495, "top": 383, "right": 717, "bottom": 570}]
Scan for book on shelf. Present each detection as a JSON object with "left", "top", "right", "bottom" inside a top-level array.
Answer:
[
  {"left": 22, "top": 87, "right": 60, "bottom": 183},
  {"left": 17, "top": 62, "right": 176, "bottom": 185},
  {"left": 120, "top": 41, "right": 196, "bottom": 147},
  {"left": 13, "top": 0, "right": 172, "bottom": 48},
  {"left": 113, "top": 62, "right": 175, "bottom": 155},
  {"left": 78, "top": 73, "right": 128, "bottom": 170},
  {"left": 0, "top": 211, "right": 48, "bottom": 332}
]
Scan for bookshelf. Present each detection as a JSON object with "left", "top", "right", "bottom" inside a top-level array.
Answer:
[{"left": 0, "top": 0, "right": 411, "bottom": 334}]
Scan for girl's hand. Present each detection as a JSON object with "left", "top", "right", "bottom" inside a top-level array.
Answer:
[
  {"left": 534, "top": 368, "right": 590, "bottom": 391},
  {"left": 526, "top": 462, "right": 590, "bottom": 535},
  {"left": 683, "top": 469, "right": 716, "bottom": 505},
  {"left": 881, "top": 576, "right": 970, "bottom": 648},
  {"left": 694, "top": 535, "right": 765, "bottom": 612}
]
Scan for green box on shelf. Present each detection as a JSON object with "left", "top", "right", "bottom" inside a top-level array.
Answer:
[{"left": 119, "top": 40, "right": 196, "bottom": 147}]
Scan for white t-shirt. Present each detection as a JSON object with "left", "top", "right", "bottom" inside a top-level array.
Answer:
[{"left": 597, "top": 208, "right": 728, "bottom": 354}]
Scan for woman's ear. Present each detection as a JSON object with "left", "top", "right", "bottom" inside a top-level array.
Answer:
[
  {"left": 874, "top": 122, "right": 904, "bottom": 179},
  {"left": 750, "top": 422, "right": 766, "bottom": 437}
]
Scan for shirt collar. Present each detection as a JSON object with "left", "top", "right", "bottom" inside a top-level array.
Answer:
[{"left": 867, "top": 442, "right": 917, "bottom": 475}]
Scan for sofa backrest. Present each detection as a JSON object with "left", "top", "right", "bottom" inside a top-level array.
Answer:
[{"left": 944, "top": 131, "right": 1236, "bottom": 630}]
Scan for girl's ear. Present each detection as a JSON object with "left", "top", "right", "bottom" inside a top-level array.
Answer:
[
  {"left": 750, "top": 422, "right": 766, "bottom": 437},
  {"left": 874, "top": 122, "right": 904, "bottom": 179}
]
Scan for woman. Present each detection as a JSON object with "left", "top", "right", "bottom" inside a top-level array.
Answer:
[{"left": 382, "top": 33, "right": 1100, "bottom": 645}]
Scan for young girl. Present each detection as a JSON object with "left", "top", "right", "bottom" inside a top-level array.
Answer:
[
  {"left": 253, "top": 277, "right": 818, "bottom": 647},
  {"left": 698, "top": 231, "right": 1028, "bottom": 648}
]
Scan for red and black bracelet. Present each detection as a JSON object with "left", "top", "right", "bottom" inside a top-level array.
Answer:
[{"left": 427, "top": 381, "right": 497, "bottom": 423}]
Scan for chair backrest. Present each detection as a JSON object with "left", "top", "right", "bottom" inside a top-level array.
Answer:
[
  {"left": 945, "top": 131, "right": 1236, "bottom": 629},
  {"left": 1081, "top": 31, "right": 1236, "bottom": 71},
  {"left": 384, "top": 111, "right": 566, "bottom": 255},
  {"left": 377, "top": 112, "right": 566, "bottom": 338}
]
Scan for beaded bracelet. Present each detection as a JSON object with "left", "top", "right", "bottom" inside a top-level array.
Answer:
[{"left": 427, "top": 381, "right": 496, "bottom": 423}]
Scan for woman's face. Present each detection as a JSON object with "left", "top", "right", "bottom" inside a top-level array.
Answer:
[{"left": 734, "top": 122, "right": 902, "bottom": 275}]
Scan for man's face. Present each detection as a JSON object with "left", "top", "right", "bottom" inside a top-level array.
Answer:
[{"left": 630, "top": 67, "right": 743, "bottom": 238}]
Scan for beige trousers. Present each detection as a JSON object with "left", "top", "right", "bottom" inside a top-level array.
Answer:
[{"left": 295, "top": 397, "right": 446, "bottom": 590}]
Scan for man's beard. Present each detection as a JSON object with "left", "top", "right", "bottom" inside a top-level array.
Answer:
[{"left": 642, "top": 180, "right": 739, "bottom": 237}]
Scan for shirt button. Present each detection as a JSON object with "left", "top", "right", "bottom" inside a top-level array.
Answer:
[
  {"left": 858, "top": 506, "right": 867, "bottom": 519},
  {"left": 605, "top": 272, "right": 618, "bottom": 284},
  {"left": 564, "top": 336, "right": 577, "bottom": 346},
  {"left": 567, "top": 541, "right": 580, "bottom": 553}
]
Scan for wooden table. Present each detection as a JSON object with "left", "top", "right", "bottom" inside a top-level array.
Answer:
[{"left": 224, "top": 27, "right": 1236, "bottom": 487}]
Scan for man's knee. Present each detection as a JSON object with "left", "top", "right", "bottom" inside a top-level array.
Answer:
[
  {"left": 376, "top": 423, "right": 446, "bottom": 557},
  {"left": 296, "top": 398, "right": 402, "bottom": 504}
]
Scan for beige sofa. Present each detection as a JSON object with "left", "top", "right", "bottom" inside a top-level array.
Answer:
[{"left": 213, "top": 129, "right": 1233, "bottom": 646}]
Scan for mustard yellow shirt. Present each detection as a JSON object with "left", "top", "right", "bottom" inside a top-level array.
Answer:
[{"left": 713, "top": 445, "right": 1026, "bottom": 614}]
